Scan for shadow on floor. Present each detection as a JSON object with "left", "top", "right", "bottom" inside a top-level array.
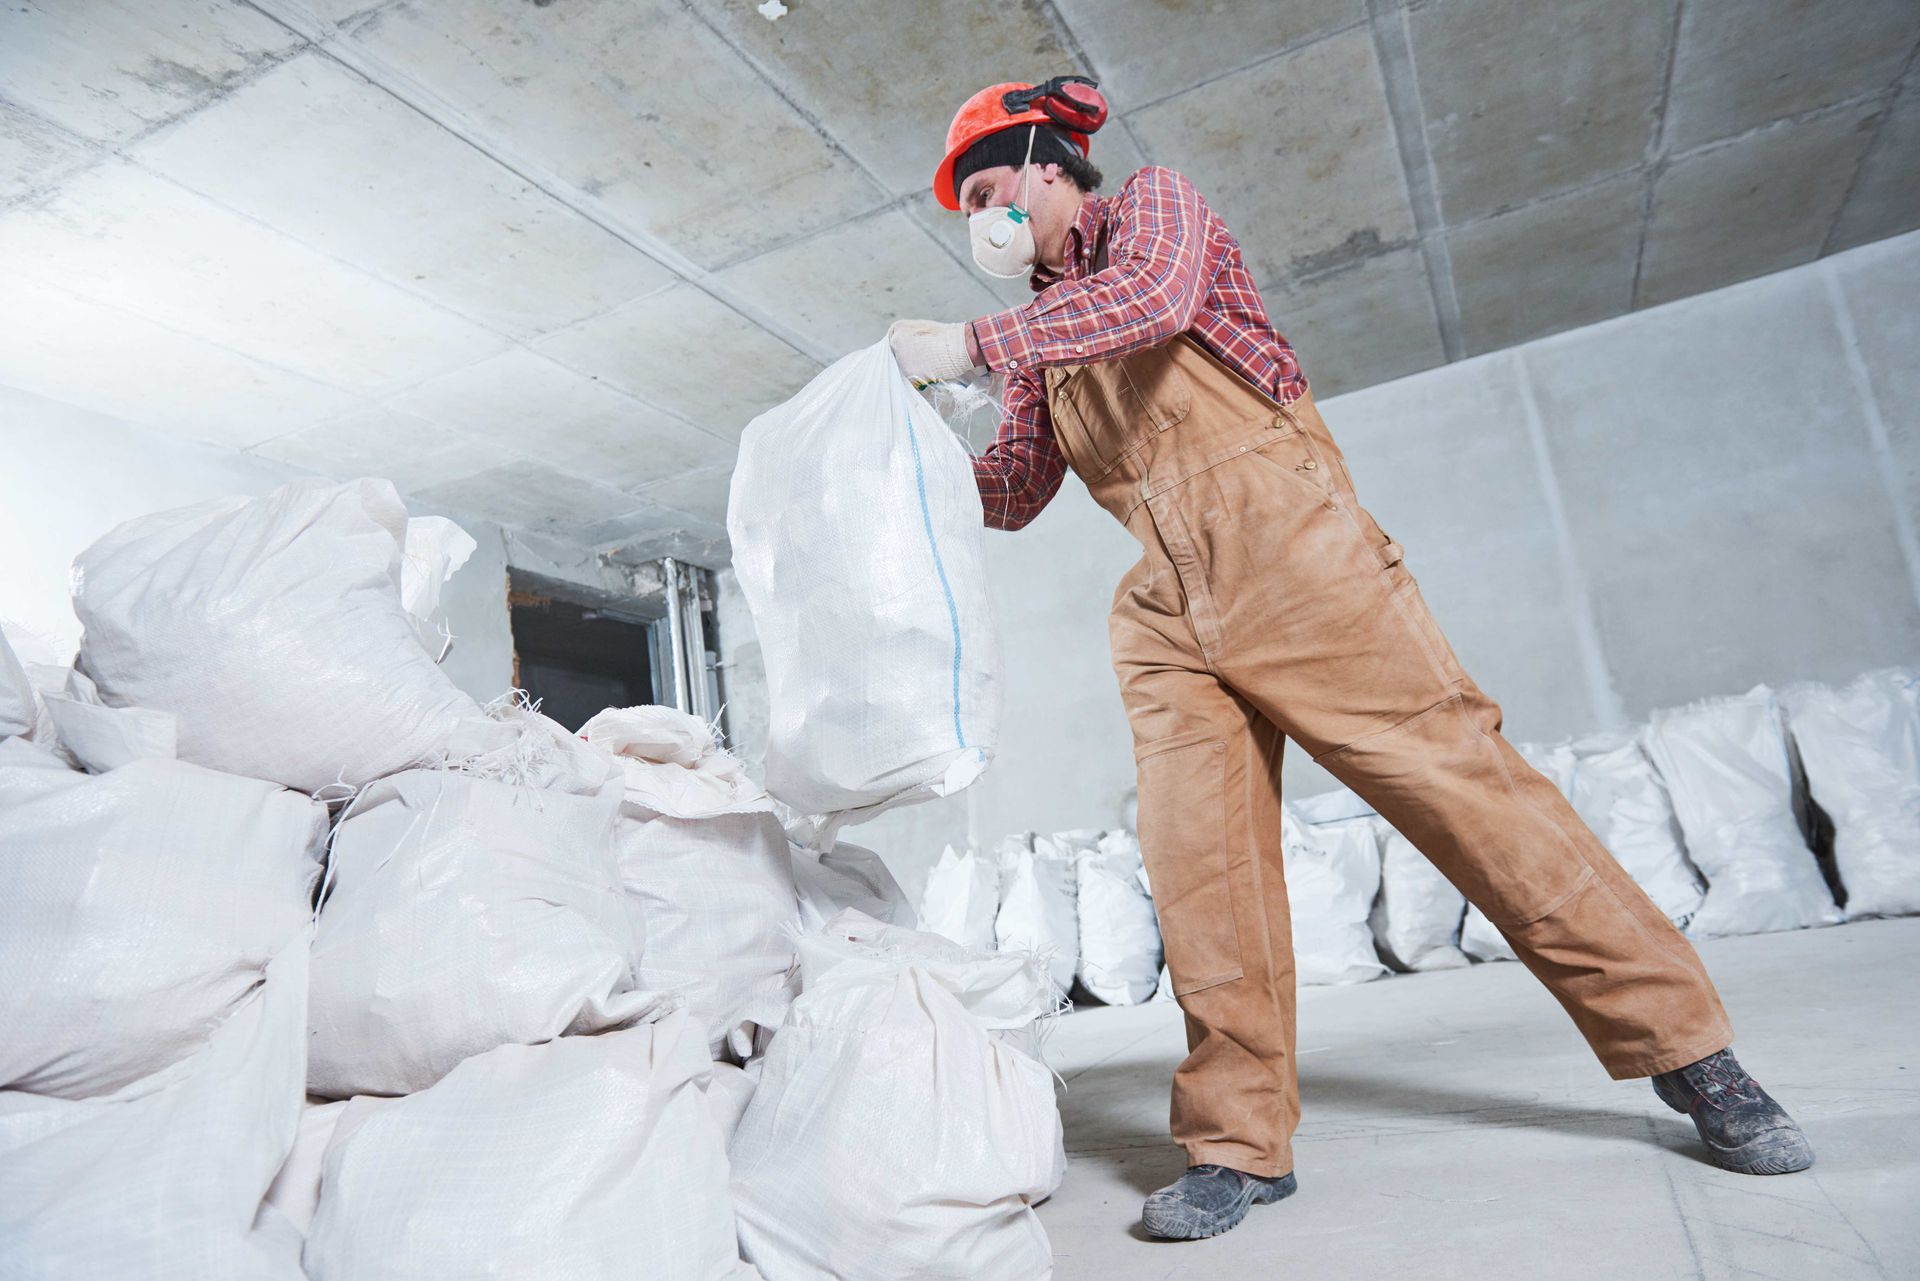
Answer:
[{"left": 1059, "top": 1059, "right": 1687, "bottom": 1173}]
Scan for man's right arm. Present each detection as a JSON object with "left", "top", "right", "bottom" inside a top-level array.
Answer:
[{"left": 972, "top": 369, "right": 1067, "bottom": 531}]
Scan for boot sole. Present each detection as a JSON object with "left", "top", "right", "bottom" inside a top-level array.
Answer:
[
  {"left": 1656, "top": 1087, "right": 1816, "bottom": 1176},
  {"left": 1142, "top": 1172, "right": 1298, "bottom": 1241}
]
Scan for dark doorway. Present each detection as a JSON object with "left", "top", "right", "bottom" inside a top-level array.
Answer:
[{"left": 508, "top": 582, "right": 654, "bottom": 733}]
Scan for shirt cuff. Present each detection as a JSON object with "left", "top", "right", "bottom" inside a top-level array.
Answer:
[{"left": 972, "top": 309, "right": 1039, "bottom": 375}]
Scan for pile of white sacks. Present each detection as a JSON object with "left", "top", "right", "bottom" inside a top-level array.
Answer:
[
  {"left": 920, "top": 674, "right": 1920, "bottom": 1000},
  {"left": 0, "top": 478, "right": 1066, "bottom": 1281}
]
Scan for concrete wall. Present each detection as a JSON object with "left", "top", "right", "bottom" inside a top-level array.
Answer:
[
  {"left": 0, "top": 382, "right": 519, "bottom": 700},
  {"left": 846, "top": 229, "right": 1920, "bottom": 870}
]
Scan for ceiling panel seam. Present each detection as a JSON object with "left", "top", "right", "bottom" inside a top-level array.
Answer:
[
  {"left": 1108, "top": 15, "right": 1373, "bottom": 118},
  {"left": 118, "top": 149, "right": 742, "bottom": 440},
  {"left": 1365, "top": 0, "right": 1461, "bottom": 360},
  {"left": 0, "top": 33, "right": 307, "bottom": 213},
  {"left": 238, "top": 0, "right": 842, "bottom": 367},
  {"left": 1817, "top": 37, "right": 1920, "bottom": 259},
  {"left": 671, "top": 0, "right": 898, "bottom": 199},
  {"left": 0, "top": 259, "right": 383, "bottom": 404},
  {"left": 1630, "top": 0, "right": 1687, "bottom": 310}
]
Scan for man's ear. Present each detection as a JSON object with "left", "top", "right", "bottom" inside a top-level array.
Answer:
[{"left": 1036, "top": 162, "right": 1063, "bottom": 185}]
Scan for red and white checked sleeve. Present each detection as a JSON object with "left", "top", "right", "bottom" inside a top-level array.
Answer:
[
  {"left": 970, "top": 367, "right": 1068, "bottom": 531},
  {"left": 970, "top": 167, "right": 1211, "bottom": 375}
]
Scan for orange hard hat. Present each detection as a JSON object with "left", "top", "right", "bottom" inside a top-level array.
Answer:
[{"left": 933, "top": 78, "right": 1104, "bottom": 211}]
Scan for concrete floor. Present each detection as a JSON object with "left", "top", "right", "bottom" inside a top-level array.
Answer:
[{"left": 1037, "top": 918, "right": 1918, "bottom": 1281}]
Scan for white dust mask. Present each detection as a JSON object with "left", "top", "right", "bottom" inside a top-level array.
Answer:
[{"left": 968, "top": 127, "right": 1039, "bottom": 279}]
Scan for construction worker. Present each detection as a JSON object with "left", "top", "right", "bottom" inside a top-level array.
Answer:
[{"left": 887, "top": 78, "right": 1814, "bottom": 1243}]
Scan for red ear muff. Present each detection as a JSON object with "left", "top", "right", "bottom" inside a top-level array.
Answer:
[
  {"left": 1001, "top": 75, "right": 1108, "bottom": 136},
  {"left": 1039, "top": 79, "right": 1107, "bottom": 134}
]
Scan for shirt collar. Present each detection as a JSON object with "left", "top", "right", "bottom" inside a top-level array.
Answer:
[{"left": 1030, "top": 193, "right": 1109, "bottom": 291}]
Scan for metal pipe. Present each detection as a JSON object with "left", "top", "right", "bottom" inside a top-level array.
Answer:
[
  {"left": 685, "top": 565, "right": 712, "bottom": 724},
  {"left": 662, "top": 556, "right": 689, "bottom": 713}
]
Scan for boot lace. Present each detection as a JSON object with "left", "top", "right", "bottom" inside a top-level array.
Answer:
[{"left": 1683, "top": 1050, "right": 1762, "bottom": 1105}]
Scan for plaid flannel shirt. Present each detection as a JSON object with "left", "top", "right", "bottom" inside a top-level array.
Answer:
[{"left": 969, "top": 165, "right": 1307, "bottom": 530}]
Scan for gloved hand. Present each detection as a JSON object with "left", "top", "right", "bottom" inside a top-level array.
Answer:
[{"left": 887, "top": 319, "right": 976, "bottom": 387}]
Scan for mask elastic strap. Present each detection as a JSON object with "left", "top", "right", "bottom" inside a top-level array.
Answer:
[{"left": 1013, "top": 125, "right": 1037, "bottom": 218}]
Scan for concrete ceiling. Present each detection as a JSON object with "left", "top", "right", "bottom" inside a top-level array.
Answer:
[{"left": 3, "top": 0, "right": 1916, "bottom": 566}]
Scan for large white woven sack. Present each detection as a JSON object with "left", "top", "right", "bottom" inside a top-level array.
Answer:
[
  {"left": 1075, "top": 831, "right": 1162, "bottom": 1005},
  {"left": 1369, "top": 822, "right": 1470, "bottom": 971},
  {"left": 727, "top": 341, "right": 1000, "bottom": 822},
  {"left": 1075, "top": 825, "right": 1159, "bottom": 1006},
  {"left": 308, "top": 766, "right": 658, "bottom": 1098},
  {"left": 1285, "top": 809, "right": 1387, "bottom": 985},
  {"left": 1647, "top": 687, "right": 1841, "bottom": 939},
  {"left": 995, "top": 840, "right": 1079, "bottom": 999},
  {"left": 0, "top": 942, "right": 310, "bottom": 1281},
  {"left": 0, "top": 757, "right": 325, "bottom": 1099},
  {"left": 919, "top": 842, "right": 1000, "bottom": 951},
  {"left": 731, "top": 911, "right": 1062, "bottom": 1281},
  {"left": 305, "top": 1010, "right": 758, "bottom": 1281},
  {"left": 1782, "top": 669, "right": 1920, "bottom": 918},
  {"left": 71, "top": 478, "right": 493, "bottom": 793},
  {"left": 789, "top": 840, "right": 917, "bottom": 930},
  {"left": 1566, "top": 730, "right": 1705, "bottom": 925},
  {"left": 583, "top": 704, "right": 799, "bottom": 1060}
]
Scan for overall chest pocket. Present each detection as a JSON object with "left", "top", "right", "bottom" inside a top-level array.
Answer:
[{"left": 1046, "top": 345, "right": 1193, "bottom": 481}]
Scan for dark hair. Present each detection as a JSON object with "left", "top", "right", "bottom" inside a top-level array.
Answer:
[{"left": 952, "top": 124, "right": 1103, "bottom": 201}]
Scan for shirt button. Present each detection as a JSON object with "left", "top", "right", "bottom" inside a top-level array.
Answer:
[
  {"left": 1072, "top": 344, "right": 1084, "bottom": 354},
  {"left": 1008, "top": 360, "right": 1018, "bottom": 369},
  {"left": 1303, "top": 460, "right": 1318, "bottom": 471}
]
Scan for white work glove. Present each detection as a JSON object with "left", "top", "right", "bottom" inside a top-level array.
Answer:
[{"left": 887, "top": 319, "right": 975, "bottom": 388}]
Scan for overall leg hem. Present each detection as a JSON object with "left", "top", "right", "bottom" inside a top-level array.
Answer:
[{"left": 1602, "top": 1022, "right": 1735, "bottom": 1081}]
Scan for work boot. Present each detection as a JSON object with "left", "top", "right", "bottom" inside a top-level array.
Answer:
[
  {"left": 1652, "top": 1048, "right": 1814, "bottom": 1175},
  {"left": 1141, "top": 1164, "right": 1297, "bottom": 1240}
]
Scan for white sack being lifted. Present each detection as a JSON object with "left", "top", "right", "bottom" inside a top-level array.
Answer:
[
  {"left": 728, "top": 341, "right": 1001, "bottom": 822},
  {"left": 0, "top": 943, "right": 309, "bottom": 1281},
  {"left": 731, "top": 911, "right": 1062, "bottom": 1281},
  {"left": 1782, "top": 669, "right": 1920, "bottom": 918},
  {"left": 1076, "top": 831, "right": 1163, "bottom": 1005},
  {"left": 308, "top": 742, "right": 659, "bottom": 1098},
  {"left": 72, "top": 478, "right": 493, "bottom": 794},
  {"left": 0, "top": 756, "right": 325, "bottom": 1099},
  {"left": 1284, "top": 809, "right": 1387, "bottom": 985},
  {"left": 1647, "top": 686, "right": 1842, "bottom": 939},
  {"left": 581, "top": 705, "right": 800, "bottom": 1061},
  {"left": 305, "top": 1011, "right": 757, "bottom": 1281},
  {"left": 1370, "top": 822, "right": 1470, "bottom": 971}
]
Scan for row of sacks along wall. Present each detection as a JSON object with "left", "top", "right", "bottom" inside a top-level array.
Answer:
[
  {"left": 5, "top": 340, "right": 1919, "bottom": 1280},
  {"left": 919, "top": 665, "right": 1920, "bottom": 1005}
]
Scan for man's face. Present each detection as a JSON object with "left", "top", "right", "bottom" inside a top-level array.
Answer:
[{"left": 957, "top": 161, "right": 1079, "bottom": 273}]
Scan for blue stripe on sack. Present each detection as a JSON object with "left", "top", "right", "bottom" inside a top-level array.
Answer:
[{"left": 902, "top": 407, "right": 968, "bottom": 750}]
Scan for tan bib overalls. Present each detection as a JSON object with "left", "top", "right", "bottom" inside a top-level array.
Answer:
[{"left": 1042, "top": 334, "right": 1732, "bottom": 1178}]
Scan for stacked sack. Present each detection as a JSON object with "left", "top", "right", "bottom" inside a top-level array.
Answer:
[
  {"left": 731, "top": 910, "right": 1064, "bottom": 1281},
  {"left": 3, "top": 479, "right": 769, "bottom": 1279}
]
